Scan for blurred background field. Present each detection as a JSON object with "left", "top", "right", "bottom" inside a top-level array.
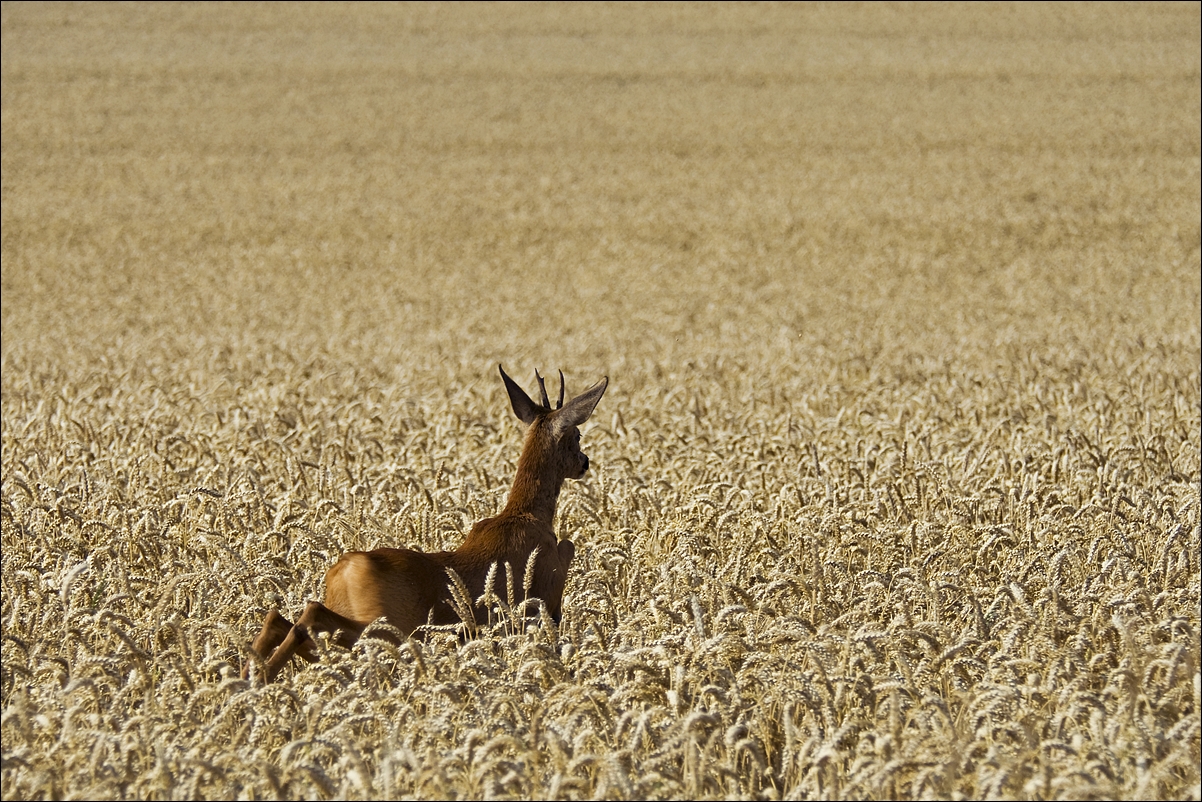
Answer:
[{"left": 2, "top": 2, "right": 1199, "bottom": 799}]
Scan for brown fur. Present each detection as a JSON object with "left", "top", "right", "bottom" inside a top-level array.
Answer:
[{"left": 246, "top": 365, "right": 607, "bottom": 681}]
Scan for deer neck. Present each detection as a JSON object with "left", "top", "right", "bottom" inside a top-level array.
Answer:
[{"left": 500, "top": 442, "right": 563, "bottom": 526}]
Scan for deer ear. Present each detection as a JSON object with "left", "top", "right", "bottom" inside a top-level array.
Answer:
[
  {"left": 499, "top": 364, "right": 541, "bottom": 426},
  {"left": 555, "top": 376, "right": 608, "bottom": 432}
]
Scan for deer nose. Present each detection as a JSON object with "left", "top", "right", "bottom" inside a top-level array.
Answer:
[{"left": 581, "top": 454, "right": 590, "bottom": 474}]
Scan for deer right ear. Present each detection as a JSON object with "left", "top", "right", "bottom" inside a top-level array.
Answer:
[
  {"left": 556, "top": 376, "right": 608, "bottom": 431},
  {"left": 499, "top": 364, "right": 541, "bottom": 426}
]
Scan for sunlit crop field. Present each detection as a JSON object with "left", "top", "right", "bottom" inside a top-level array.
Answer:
[{"left": 2, "top": 2, "right": 1200, "bottom": 799}]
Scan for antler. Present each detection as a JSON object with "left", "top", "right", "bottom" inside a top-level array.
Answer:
[
  {"left": 536, "top": 367, "right": 567, "bottom": 408},
  {"left": 535, "top": 370, "right": 551, "bottom": 409}
]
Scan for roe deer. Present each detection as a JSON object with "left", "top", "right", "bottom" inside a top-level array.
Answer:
[{"left": 246, "top": 365, "right": 608, "bottom": 681}]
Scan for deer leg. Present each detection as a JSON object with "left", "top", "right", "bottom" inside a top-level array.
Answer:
[
  {"left": 297, "top": 600, "right": 365, "bottom": 650},
  {"left": 547, "top": 539, "right": 577, "bottom": 624},
  {"left": 262, "top": 600, "right": 365, "bottom": 682},
  {"left": 244, "top": 608, "right": 294, "bottom": 679}
]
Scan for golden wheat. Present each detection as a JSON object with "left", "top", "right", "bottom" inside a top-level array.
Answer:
[{"left": 3, "top": 2, "right": 1200, "bottom": 799}]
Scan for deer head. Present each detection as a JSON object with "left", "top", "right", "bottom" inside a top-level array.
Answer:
[{"left": 499, "top": 364, "right": 608, "bottom": 483}]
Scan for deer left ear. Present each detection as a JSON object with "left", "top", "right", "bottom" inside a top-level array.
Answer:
[
  {"left": 554, "top": 376, "right": 608, "bottom": 434},
  {"left": 499, "top": 364, "right": 541, "bottom": 426}
]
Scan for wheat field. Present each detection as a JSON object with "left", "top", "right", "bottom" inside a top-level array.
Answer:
[{"left": 2, "top": 2, "right": 1200, "bottom": 799}]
